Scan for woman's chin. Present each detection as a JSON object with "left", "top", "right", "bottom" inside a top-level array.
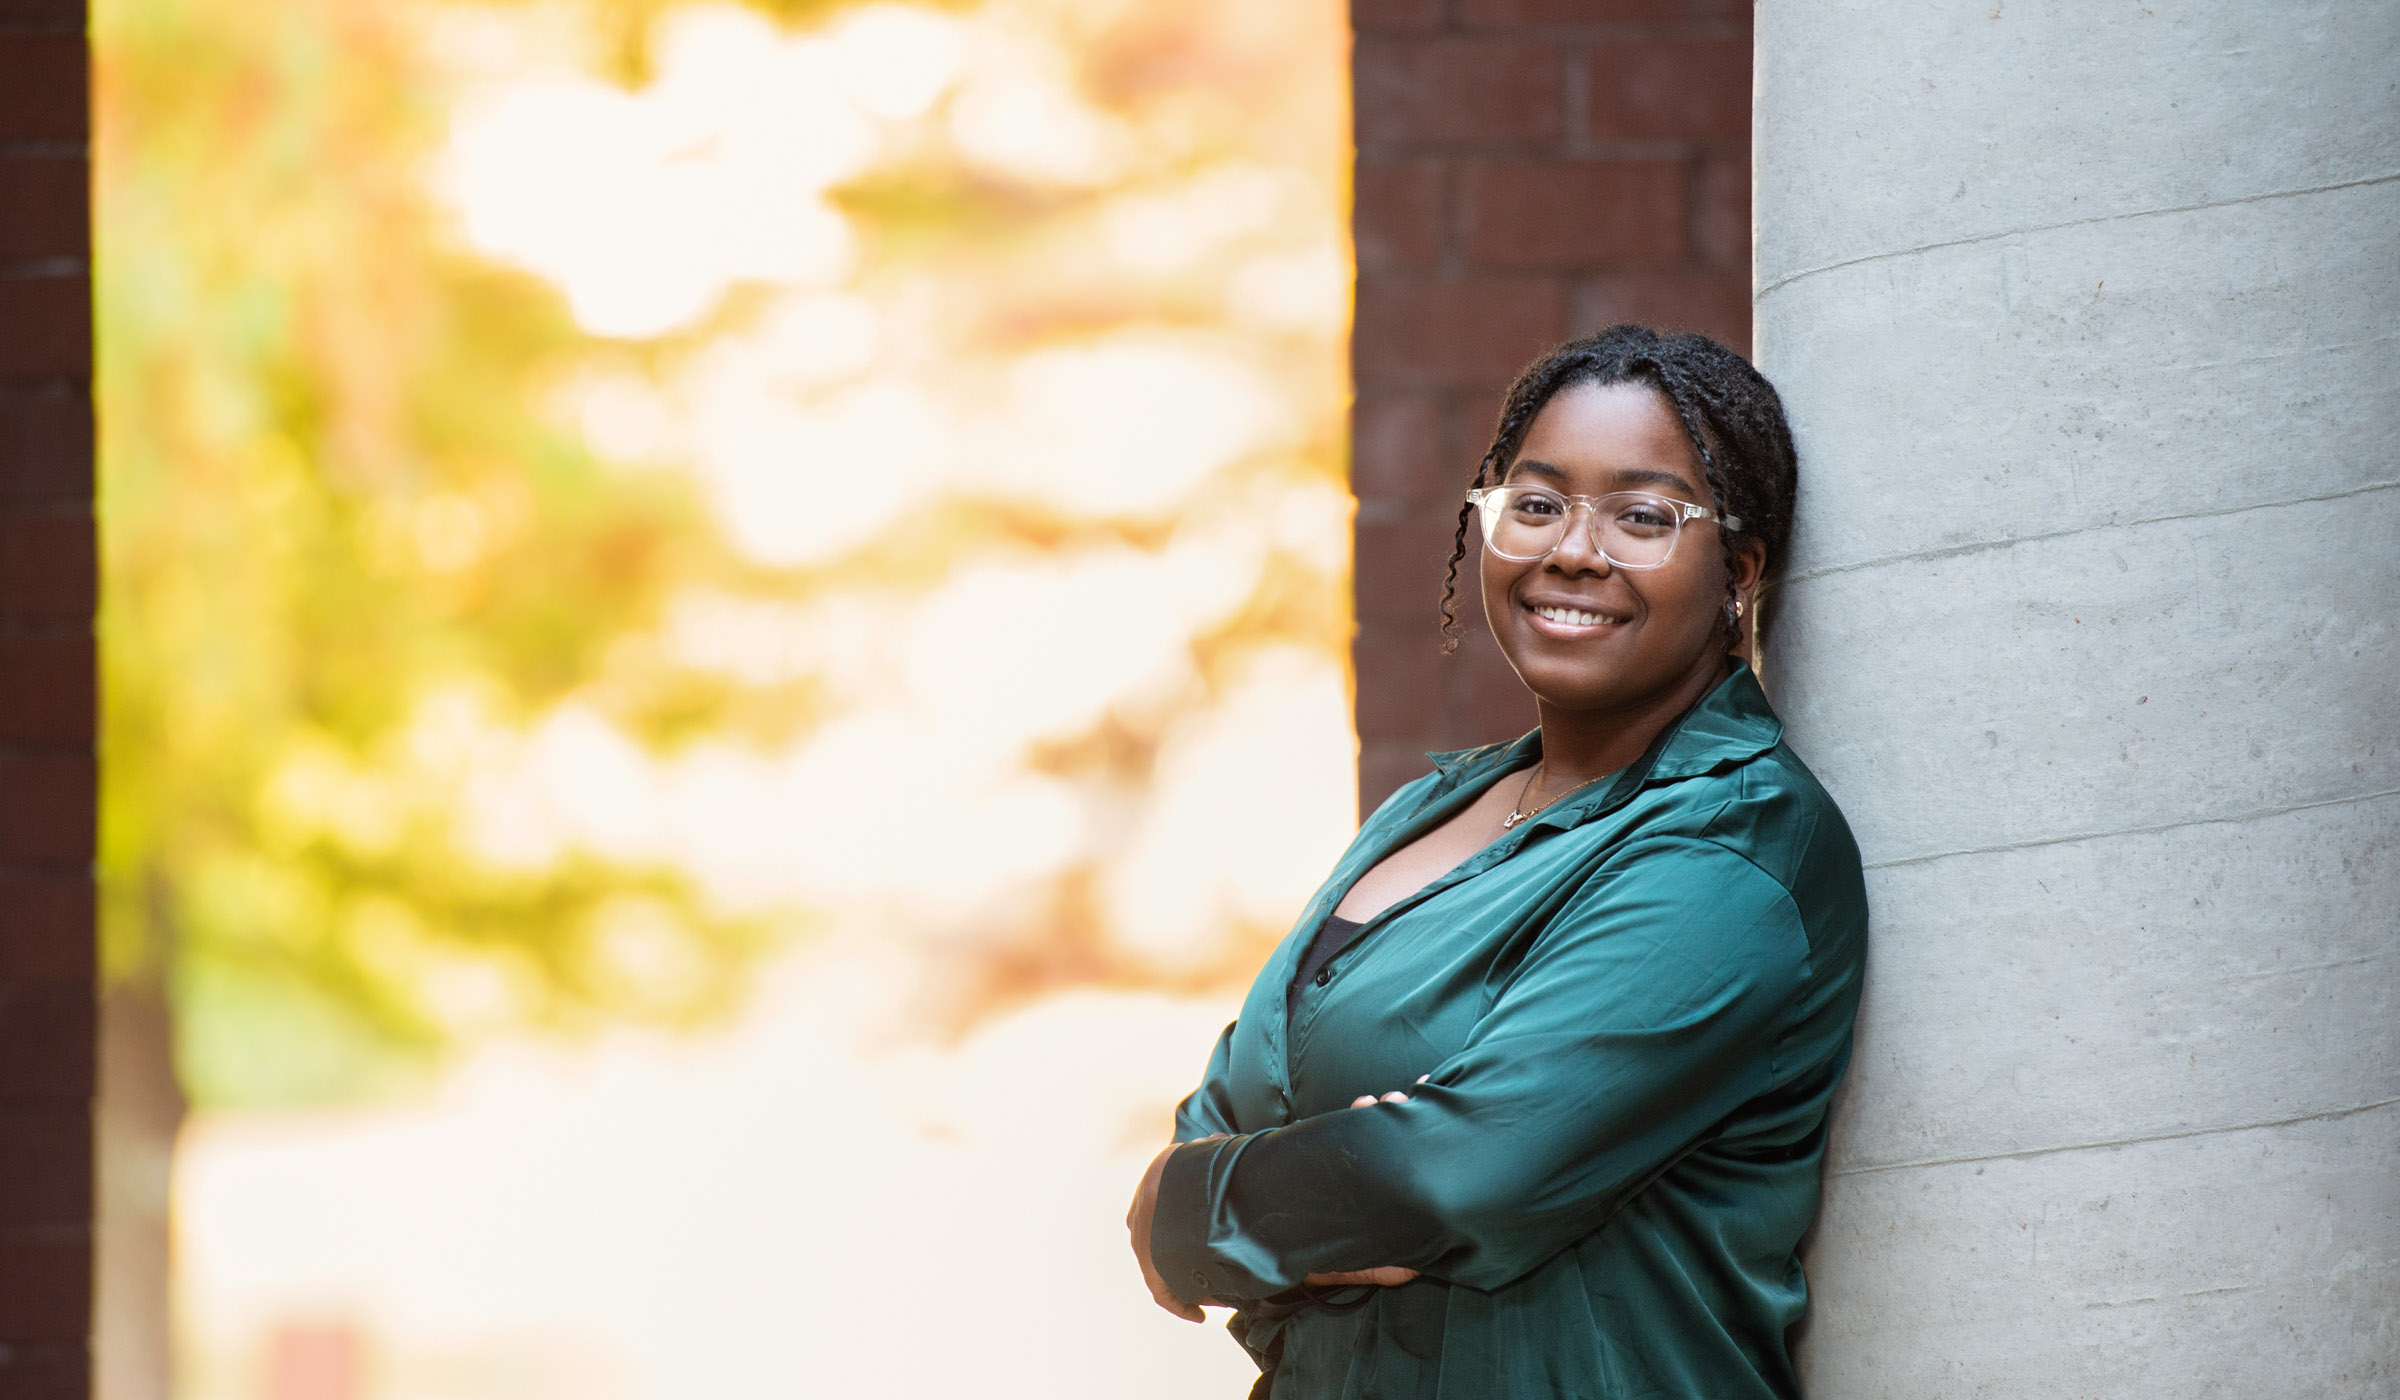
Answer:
[
  {"left": 1512, "top": 666, "right": 1637, "bottom": 717},
  {"left": 1497, "top": 629, "right": 1635, "bottom": 692},
  {"left": 1510, "top": 646, "right": 1734, "bottom": 722}
]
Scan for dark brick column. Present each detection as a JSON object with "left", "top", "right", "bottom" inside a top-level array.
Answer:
[
  {"left": 1350, "top": 0, "right": 1750, "bottom": 811},
  {"left": 0, "top": 1, "right": 97, "bottom": 1396}
]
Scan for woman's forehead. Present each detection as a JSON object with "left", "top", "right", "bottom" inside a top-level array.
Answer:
[
  {"left": 1507, "top": 381, "right": 1703, "bottom": 493},
  {"left": 1507, "top": 458, "right": 1696, "bottom": 494}
]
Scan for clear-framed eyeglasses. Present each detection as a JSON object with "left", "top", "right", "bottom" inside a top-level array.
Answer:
[{"left": 1465, "top": 485, "right": 1742, "bottom": 570}]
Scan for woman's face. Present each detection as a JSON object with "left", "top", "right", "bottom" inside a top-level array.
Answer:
[{"left": 1478, "top": 379, "right": 1763, "bottom": 720}]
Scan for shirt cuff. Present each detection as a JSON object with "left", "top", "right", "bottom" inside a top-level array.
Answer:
[{"left": 1149, "top": 1132, "right": 1276, "bottom": 1306}]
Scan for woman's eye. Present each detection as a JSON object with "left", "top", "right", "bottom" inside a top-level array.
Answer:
[
  {"left": 1619, "top": 505, "right": 1675, "bottom": 529},
  {"left": 1513, "top": 496, "right": 1563, "bottom": 518}
]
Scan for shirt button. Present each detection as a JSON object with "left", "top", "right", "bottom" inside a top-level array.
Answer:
[
  {"left": 1313, "top": 969, "right": 1332, "bottom": 987},
  {"left": 1192, "top": 1269, "right": 1209, "bottom": 1290}
]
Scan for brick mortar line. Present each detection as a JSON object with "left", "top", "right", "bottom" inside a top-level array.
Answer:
[
  {"left": 1363, "top": 23, "right": 1745, "bottom": 40},
  {"left": 1357, "top": 139, "right": 1731, "bottom": 162},
  {"left": 1356, "top": 269, "right": 1578, "bottom": 283},
  {"left": 1682, "top": 149, "right": 1705, "bottom": 263},
  {"left": 1558, "top": 255, "right": 1725, "bottom": 277},
  {"left": 1558, "top": 41, "right": 1591, "bottom": 159},
  {"left": 0, "top": 1223, "right": 95, "bottom": 1244},
  {"left": 1436, "top": 154, "right": 1464, "bottom": 277},
  {"left": 0, "top": 259, "right": 87, "bottom": 278},
  {"left": 1354, "top": 498, "right": 1458, "bottom": 524},
  {"left": 0, "top": 1210, "right": 94, "bottom": 1229}
]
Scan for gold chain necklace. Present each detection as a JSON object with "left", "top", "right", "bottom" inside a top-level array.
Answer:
[{"left": 1501, "top": 762, "right": 1608, "bottom": 830}]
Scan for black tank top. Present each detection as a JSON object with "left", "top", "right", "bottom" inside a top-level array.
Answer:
[{"left": 1285, "top": 914, "right": 1364, "bottom": 1037}]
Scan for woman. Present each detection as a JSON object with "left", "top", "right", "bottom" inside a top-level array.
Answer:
[{"left": 1125, "top": 326, "right": 1867, "bottom": 1400}]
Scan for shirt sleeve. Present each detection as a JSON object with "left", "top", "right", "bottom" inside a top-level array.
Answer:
[
  {"left": 1171, "top": 1019, "right": 1242, "bottom": 1142},
  {"left": 1146, "top": 836, "right": 1809, "bottom": 1301}
]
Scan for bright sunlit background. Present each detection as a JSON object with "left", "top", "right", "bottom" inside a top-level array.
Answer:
[{"left": 93, "top": 0, "right": 1353, "bottom": 1394}]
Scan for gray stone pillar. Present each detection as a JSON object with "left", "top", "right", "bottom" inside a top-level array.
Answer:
[{"left": 1754, "top": 4, "right": 2400, "bottom": 1394}]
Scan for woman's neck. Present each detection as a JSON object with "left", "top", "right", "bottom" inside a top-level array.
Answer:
[{"left": 1533, "top": 654, "right": 1733, "bottom": 781}]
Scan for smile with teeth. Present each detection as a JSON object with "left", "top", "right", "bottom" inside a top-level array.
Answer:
[{"left": 1531, "top": 603, "right": 1625, "bottom": 627}]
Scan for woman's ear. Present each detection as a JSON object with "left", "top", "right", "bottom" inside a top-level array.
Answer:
[
  {"left": 1727, "top": 538, "right": 1769, "bottom": 663},
  {"left": 1730, "top": 537, "right": 1768, "bottom": 606}
]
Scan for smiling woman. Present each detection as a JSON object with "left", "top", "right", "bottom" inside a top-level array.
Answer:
[{"left": 1127, "top": 326, "right": 1868, "bottom": 1400}]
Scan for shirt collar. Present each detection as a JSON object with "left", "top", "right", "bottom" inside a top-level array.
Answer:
[{"left": 1421, "top": 661, "right": 1784, "bottom": 824}]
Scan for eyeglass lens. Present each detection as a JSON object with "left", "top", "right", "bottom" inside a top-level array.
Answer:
[{"left": 1483, "top": 488, "right": 1687, "bottom": 566}]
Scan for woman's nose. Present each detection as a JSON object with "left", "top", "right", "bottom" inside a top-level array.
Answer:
[{"left": 1546, "top": 501, "right": 1614, "bottom": 573}]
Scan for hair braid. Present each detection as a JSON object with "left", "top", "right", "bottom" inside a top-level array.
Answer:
[
  {"left": 1431, "top": 325, "right": 1799, "bottom": 654},
  {"left": 1437, "top": 388, "right": 1552, "bottom": 648},
  {"left": 1645, "top": 360, "right": 1747, "bottom": 637}
]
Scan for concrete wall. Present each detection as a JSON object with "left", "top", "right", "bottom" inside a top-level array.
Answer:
[
  {"left": 1754, "top": 3, "right": 2399, "bottom": 1393},
  {"left": 0, "top": 1, "right": 98, "bottom": 1397},
  {"left": 1349, "top": 0, "right": 1753, "bottom": 812}
]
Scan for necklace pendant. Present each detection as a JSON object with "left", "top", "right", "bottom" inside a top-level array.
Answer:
[{"left": 1501, "top": 810, "right": 1528, "bottom": 830}]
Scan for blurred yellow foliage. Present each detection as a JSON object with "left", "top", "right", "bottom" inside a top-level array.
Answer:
[{"left": 95, "top": 0, "right": 1353, "bottom": 1110}]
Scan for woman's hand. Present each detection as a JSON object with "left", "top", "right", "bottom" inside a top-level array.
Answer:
[
  {"left": 1128, "top": 1137, "right": 1224, "bottom": 1322},
  {"left": 1346, "top": 1074, "right": 1427, "bottom": 1110},
  {"left": 1131, "top": 1081, "right": 1430, "bottom": 1311},
  {"left": 1302, "top": 1078, "right": 1429, "bottom": 1289}
]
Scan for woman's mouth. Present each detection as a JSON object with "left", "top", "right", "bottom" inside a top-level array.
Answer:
[{"left": 1527, "top": 602, "right": 1629, "bottom": 632}]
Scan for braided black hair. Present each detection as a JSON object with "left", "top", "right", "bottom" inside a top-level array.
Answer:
[{"left": 1436, "top": 324, "right": 1799, "bottom": 652}]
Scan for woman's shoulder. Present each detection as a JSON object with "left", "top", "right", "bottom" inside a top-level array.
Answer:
[{"left": 1614, "top": 739, "right": 1867, "bottom": 930}]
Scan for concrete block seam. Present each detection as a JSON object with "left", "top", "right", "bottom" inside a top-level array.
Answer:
[
  {"left": 1829, "top": 1092, "right": 2400, "bottom": 1180},
  {"left": 1752, "top": 167, "right": 2400, "bottom": 303},
  {"left": 1858, "top": 784, "right": 2400, "bottom": 875},
  {"left": 1779, "top": 476, "right": 2400, "bottom": 591}
]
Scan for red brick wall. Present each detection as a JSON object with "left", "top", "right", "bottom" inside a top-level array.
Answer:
[
  {"left": 1350, "top": 0, "right": 1750, "bottom": 811},
  {"left": 0, "top": 1, "right": 95, "bottom": 1396}
]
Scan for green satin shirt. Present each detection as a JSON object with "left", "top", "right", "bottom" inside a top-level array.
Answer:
[{"left": 1152, "top": 665, "right": 1867, "bottom": 1399}]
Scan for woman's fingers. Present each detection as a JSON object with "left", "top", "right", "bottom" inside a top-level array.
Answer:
[
  {"left": 1307, "top": 1094, "right": 1430, "bottom": 1291},
  {"left": 1128, "top": 1143, "right": 1208, "bottom": 1323},
  {"left": 1303, "top": 1266, "right": 1422, "bottom": 1288},
  {"left": 1140, "top": 1266, "right": 1205, "bottom": 1323}
]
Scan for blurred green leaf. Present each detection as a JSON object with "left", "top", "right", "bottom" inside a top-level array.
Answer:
[{"left": 95, "top": 0, "right": 793, "bottom": 1108}]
